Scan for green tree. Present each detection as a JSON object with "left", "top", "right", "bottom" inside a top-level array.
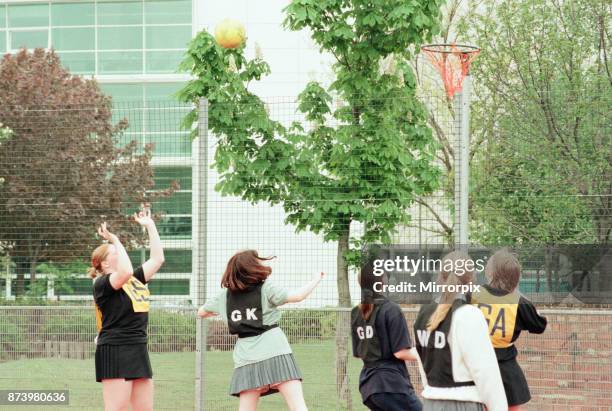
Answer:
[
  {"left": 0, "top": 49, "right": 176, "bottom": 297},
  {"left": 460, "top": 0, "right": 611, "bottom": 249},
  {"left": 179, "top": 1, "right": 445, "bottom": 406}
]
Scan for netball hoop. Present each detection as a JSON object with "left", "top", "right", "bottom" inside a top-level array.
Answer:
[
  {"left": 421, "top": 43, "right": 479, "bottom": 248},
  {"left": 421, "top": 43, "right": 480, "bottom": 99}
]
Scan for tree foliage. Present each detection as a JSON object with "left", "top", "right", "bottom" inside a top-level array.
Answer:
[
  {"left": 459, "top": 0, "right": 611, "bottom": 245},
  {"left": 179, "top": 0, "right": 444, "bottom": 306},
  {"left": 0, "top": 49, "right": 176, "bottom": 296}
]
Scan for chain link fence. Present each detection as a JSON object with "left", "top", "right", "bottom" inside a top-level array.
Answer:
[
  {"left": 0, "top": 306, "right": 610, "bottom": 410},
  {"left": 0, "top": 84, "right": 610, "bottom": 410}
]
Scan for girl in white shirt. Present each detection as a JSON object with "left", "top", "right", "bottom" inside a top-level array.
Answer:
[{"left": 413, "top": 251, "right": 507, "bottom": 411}]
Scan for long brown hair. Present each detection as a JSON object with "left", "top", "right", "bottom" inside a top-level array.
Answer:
[
  {"left": 358, "top": 259, "right": 380, "bottom": 321},
  {"left": 88, "top": 244, "right": 111, "bottom": 279},
  {"left": 486, "top": 248, "right": 521, "bottom": 293},
  {"left": 427, "top": 251, "right": 475, "bottom": 332},
  {"left": 221, "top": 250, "right": 275, "bottom": 291}
]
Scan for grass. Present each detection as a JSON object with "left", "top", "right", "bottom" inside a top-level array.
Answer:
[{"left": 0, "top": 340, "right": 370, "bottom": 411}]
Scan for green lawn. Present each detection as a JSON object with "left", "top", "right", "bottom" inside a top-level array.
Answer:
[{"left": 0, "top": 341, "right": 370, "bottom": 410}]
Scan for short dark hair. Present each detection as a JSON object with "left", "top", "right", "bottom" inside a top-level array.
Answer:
[{"left": 221, "top": 250, "right": 275, "bottom": 291}]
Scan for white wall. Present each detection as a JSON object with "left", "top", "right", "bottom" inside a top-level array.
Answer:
[{"left": 195, "top": 1, "right": 362, "bottom": 307}]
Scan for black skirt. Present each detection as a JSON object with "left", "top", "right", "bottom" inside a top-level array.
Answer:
[
  {"left": 95, "top": 344, "right": 153, "bottom": 382},
  {"left": 499, "top": 358, "right": 531, "bottom": 406}
]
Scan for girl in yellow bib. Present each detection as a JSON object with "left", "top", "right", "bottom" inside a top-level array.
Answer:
[
  {"left": 469, "top": 249, "right": 547, "bottom": 411},
  {"left": 90, "top": 205, "right": 165, "bottom": 411}
]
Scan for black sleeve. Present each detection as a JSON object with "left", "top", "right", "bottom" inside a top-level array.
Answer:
[
  {"left": 385, "top": 303, "right": 412, "bottom": 352},
  {"left": 350, "top": 307, "right": 359, "bottom": 357},
  {"left": 517, "top": 296, "right": 547, "bottom": 334},
  {"left": 93, "top": 275, "right": 115, "bottom": 307},
  {"left": 133, "top": 266, "right": 147, "bottom": 284}
]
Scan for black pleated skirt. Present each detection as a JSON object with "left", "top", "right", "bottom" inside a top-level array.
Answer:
[
  {"left": 95, "top": 344, "right": 153, "bottom": 382},
  {"left": 499, "top": 358, "right": 531, "bottom": 406}
]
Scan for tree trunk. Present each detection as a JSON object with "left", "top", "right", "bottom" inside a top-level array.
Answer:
[
  {"left": 335, "top": 228, "right": 352, "bottom": 410},
  {"left": 30, "top": 259, "right": 38, "bottom": 291},
  {"left": 13, "top": 255, "right": 28, "bottom": 297},
  {"left": 337, "top": 229, "right": 352, "bottom": 308}
]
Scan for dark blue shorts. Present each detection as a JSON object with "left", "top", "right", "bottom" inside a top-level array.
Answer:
[{"left": 364, "top": 391, "right": 422, "bottom": 411}]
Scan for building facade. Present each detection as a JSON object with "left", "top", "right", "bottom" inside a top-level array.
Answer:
[{"left": 1, "top": 0, "right": 343, "bottom": 306}]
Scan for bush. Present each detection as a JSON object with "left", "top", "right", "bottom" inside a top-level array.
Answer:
[
  {"left": 0, "top": 314, "right": 27, "bottom": 361},
  {"left": 279, "top": 309, "right": 337, "bottom": 344},
  {"left": 39, "top": 309, "right": 96, "bottom": 342},
  {"left": 0, "top": 307, "right": 339, "bottom": 359},
  {"left": 148, "top": 310, "right": 196, "bottom": 352},
  {"left": 205, "top": 319, "right": 235, "bottom": 351}
]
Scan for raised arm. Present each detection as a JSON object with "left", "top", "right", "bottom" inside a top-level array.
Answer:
[
  {"left": 98, "top": 222, "right": 134, "bottom": 290},
  {"left": 134, "top": 205, "right": 165, "bottom": 282},
  {"left": 285, "top": 272, "right": 325, "bottom": 303}
]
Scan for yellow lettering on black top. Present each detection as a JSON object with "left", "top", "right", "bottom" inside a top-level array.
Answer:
[
  {"left": 122, "top": 276, "right": 150, "bottom": 313},
  {"left": 95, "top": 303, "right": 103, "bottom": 333},
  {"left": 471, "top": 288, "right": 520, "bottom": 348}
]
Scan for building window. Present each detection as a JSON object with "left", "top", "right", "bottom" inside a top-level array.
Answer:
[
  {"left": 99, "top": 82, "right": 192, "bottom": 157},
  {"left": 8, "top": 3, "right": 49, "bottom": 27},
  {"left": 9, "top": 29, "right": 48, "bottom": 50},
  {"left": 154, "top": 166, "right": 192, "bottom": 239},
  {"left": 1, "top": 1, "right": 191, "bottom": 75},
  {"left": 129, "top": 249, "right": 192, "bottom": 274}
]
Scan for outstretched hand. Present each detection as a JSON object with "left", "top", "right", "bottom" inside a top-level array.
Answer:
[
  {"left": 197, "top": 306, "right": 218, "bottom": 318},
  {"left": 133, "top": 204, "right": 155, "bottom": 228},
  {"left": 97, "top": 222, "right": 118, "bottom": 243},
  {"left": 313, "top": 271, "right": 325, "bottom": 282}
]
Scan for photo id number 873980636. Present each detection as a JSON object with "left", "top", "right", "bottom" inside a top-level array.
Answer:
[{"left": 0, "top": 390, "right": 69, "bottom": 405}]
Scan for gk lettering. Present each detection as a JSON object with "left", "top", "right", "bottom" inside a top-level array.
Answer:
[{"left": 230, "top": 308, "right": 258, "bottom": 322}]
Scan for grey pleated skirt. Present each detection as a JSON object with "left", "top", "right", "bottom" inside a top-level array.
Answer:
[
  {"left": 229, "top": 353, "right": 303, "bottom": 397},
  {"left": 423, "top": 399, "right": 484, "bottom": 411}
]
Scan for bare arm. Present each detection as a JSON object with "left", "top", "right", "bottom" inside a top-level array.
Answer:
[
  {"left": 394, "top": 346, "right": 419, "bottom": 361},
  {"left": 197, "top": 306, "right": 219, "bottom": 318},
  {"left": 97, "top": 223, "right": 134, "bottom": 290},
  {"left": 134, "top": 206, "right": 165, "bottom": 282},
  {"left": 285, "top": 272, "right": 325, "bottom": 303}
]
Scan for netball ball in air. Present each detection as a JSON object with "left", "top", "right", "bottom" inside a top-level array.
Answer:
[{"left": 214, "top": 19, "right": 246, "bottom": 49}]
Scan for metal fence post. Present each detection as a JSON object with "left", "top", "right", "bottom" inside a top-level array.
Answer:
[
  {"left": 454, "top": 76, "right": 471, "bottom": 248},
  {"left": 194, "top": 98, "right": 208, "bottom": 411}
]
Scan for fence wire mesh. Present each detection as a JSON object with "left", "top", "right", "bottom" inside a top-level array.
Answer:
[
  {"left": 0, "top": 84, "right": 610, "bottom": 411},
  {"left": 0, "top": 307, "right": 610, "bottom": 410}
]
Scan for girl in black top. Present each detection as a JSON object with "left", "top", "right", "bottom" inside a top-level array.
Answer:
[
  {"left": 351, "top": 261, "right": 422, "bottom": 411},
  {"left": 469, "top": 249, "right": 547, "bottom": 410},
  {"left": 90, "top": 206, "right": 164, "bottom": 411}
]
